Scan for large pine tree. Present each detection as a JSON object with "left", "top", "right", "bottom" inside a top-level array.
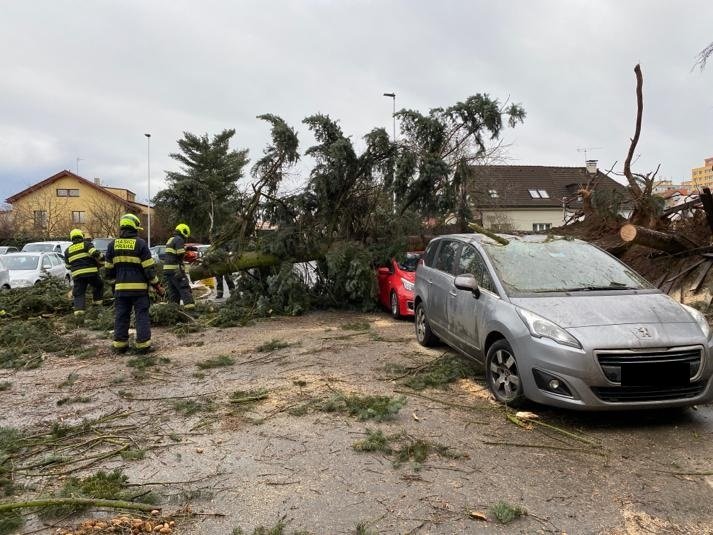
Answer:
[{"left": 154, "top": 129, "right": 249, "bottom": 241}]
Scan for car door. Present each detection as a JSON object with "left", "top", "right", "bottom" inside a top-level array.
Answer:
[
  {"left": 448, "top": 244, "right": 498, "bottom": 359},
  {"left": 427, "top": 240, "right": 461, "bottom": 335},
  {"left": 376, "top": 261, "right": 394, "bottom": 309},
  {"left": 40, "top": 254, "right": 54, "bottom": 279}
]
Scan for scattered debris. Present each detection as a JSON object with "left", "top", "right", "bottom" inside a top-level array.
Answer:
[
  {"left": 256, "top": 339, "right": 291, "bottom": 352},
  {"left": 488, "top": 500, "right": 527, "bottom": 524},
  {"left": 352, "top": 428, "right": 462, "bottom": 469},
  {"left": 196, "top": 354, "right": 236, "bottom": 369}
]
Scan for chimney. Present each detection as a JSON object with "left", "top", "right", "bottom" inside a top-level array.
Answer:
[
  {"left": 585, "top": 160, "right": 598, "bottom": 174},
  {"left": 94, "top": 177, "right": 101, "bottom": 186}
]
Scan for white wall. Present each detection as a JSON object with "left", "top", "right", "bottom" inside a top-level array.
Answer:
[{"left": 481, "top": 208, "right": 564, "bottom": 231}]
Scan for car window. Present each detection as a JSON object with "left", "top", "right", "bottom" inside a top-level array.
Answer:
[
  {"left": 457, "top": 245, "right": 495, "bottom": 293},
  {"left": 3, "top": 255, "right": 39, "bottom": 270},
  {"left": 396, "top": 252, "right": 421, "bottom": 272},
  {"left": 433, "top": 240, "right": 460, "bottom": 275},
  {"left": 51, "top": 254, "right": 63, "bottom": 266},
  {"left": 423, "top": 242, "right": 439, "bottom": 267},
  {"left": 41, "top": 255, "right": 53, "bottom": 269}
]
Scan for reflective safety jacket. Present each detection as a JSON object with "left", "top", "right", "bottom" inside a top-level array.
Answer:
[
  {"left": 162, "top": 233, "right": 186, "bottom": 271},
  {"left": 105, "top": 229, "right": 158, "bottom": 296},
  {"left": 64, "top": 239, "right": 102, "bottom": 279}
]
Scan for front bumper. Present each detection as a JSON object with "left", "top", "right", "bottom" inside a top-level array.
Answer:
[
  {"left": 396, "top": 289, "right": 415, "bottom": 317},
  {"left": 512, "top": 331, "right": 713, "bottom": 411}
]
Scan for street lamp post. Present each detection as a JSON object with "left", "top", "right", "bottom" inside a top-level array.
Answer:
[
  {"left": 383, "top": 92, "right": 396, "bottom": 141},
  {"left": 144, "top": 133, "right": 152, "bottom": 248}
]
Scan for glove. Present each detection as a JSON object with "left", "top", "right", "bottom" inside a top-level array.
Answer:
[{"left": 152, "top": 283, "right": 165, "bottom": 297}]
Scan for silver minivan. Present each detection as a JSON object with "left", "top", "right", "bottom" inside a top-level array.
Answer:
[{"left": 414, "top": 233, "right": 713, "bottom": 410}]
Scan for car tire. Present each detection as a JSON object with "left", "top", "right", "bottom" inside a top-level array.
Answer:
[
  {"left": 390, "top": 292, "right": 401, "bottom": 320},
  {"left": 415, "top": 301, "right": 438, "bottom": 347},
  {"left": 485, "top": 339, "right": 526, "bottom": 407}
]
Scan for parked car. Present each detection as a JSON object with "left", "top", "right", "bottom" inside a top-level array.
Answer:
[
  {"left": 21, "top": 241, "right": 73, "bottom": 254},
  {"left": 376, "top": 252, "right": 422, "bottom": 318},
  {"left": 150, "top": 245, "right": 167, "bottom": 264},
  {"left": 414, "top": 233, "right": 713, "bottom": 411},
  {"left": 2, "top": 252, "right": 71, "bottom": 287},
  {"left": 0, "top": 246, "right": 19, "bottom": 255},
  {"left": 0, "top": 257, "right": 10, "bottom": 290},
  {"left": 91, "top": 238, "right": 113, "bottom": 255}
]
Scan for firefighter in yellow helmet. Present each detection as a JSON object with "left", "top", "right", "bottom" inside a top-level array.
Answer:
[
  {"left": 64, "top": 228, "right": 104, "bottom": 317},
  {"left": 161, "top": 223, "right": 195, "bottom": 311},
  {"left": 105, "top": 213, "right": 163, "bottom": 354}
]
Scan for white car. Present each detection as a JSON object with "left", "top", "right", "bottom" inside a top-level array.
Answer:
[
  {"left": 0, "top": 246, "right": 19, "bottom": 255},
  {"left": 0, "top": 257, "right": 10, "bottom": 290},
  {"left": 2, "top": 252, "right": 71, "bottom": 288},
  {"left": 21, "top": 241, "right": 73, "bottom": 254}
]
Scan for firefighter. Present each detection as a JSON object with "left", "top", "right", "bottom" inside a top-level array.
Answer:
[
  {"left": 64, "top": 229, "right": 104, "bottom": 317},
  {"left": 105, "top": 213, "right": 163, "bottom": 354},
  {"left": 162, "top": 223, "right": 195, "bottom": 311}
]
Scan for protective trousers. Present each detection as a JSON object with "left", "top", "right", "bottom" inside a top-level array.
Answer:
[
  {"left": 216, "top": 274, "right": 235, "bottom": 298},
  {"left": 164, "top": 270, "right": 195, "bottom": 308},
  {"left": 72, "top": 275, "right": 104, "bottom": 315},
  {"left": 113, "top": 294, "right": 151, "bottom": 350}
]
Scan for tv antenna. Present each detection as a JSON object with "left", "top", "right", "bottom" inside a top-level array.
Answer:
[{"left": 576, "top": 147, "right": 602, "bottom": 162}]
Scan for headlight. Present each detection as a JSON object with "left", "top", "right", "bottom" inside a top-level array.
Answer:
[
  {"left": 681, "top": 304, "right": 711, "bottom": 339},
  {"left": 517, "top": 307, "right": 581, "bottom": 348},
  {"left": 400, "top": 277, "right": 414, "bottom": 292}
]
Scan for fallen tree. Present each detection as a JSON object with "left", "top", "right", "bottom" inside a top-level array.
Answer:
[{"left": 619, "top": 224, "right": 691, "bottom": 254}]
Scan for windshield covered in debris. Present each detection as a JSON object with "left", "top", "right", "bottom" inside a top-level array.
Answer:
[
  {"left": 482, "top": 238, "right": 652, "bottom": 295},
  {"left": 3, "top": 255, "right": 40, "bottom": 270},
  {"left": 397, "top": 252, "right": 422, "bottom": 272},
  {"left": 22, "top": 243, "right": 54, "bottom": 252}
]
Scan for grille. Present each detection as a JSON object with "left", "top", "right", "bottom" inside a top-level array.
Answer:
[
  {"left": 592, "top": 383, "right": 706, "bottom": 403},
  {"left": 596, "top": 347, "right": 702, "bottom": 384}
]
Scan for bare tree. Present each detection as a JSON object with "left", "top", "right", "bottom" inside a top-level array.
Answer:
[
  {"left": 85, "top": 195, "right": 127, "bottom": 237},
  {"left": 11, "top": 190, "right": 72, "bottom": 239}
]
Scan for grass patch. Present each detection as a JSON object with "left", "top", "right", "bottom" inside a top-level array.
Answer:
[
  {"left": 230, "top": 389, "right": 269, "bottom": 411},
  {"left": 233, "top": 520, "right": 310, "bottom": 535},
  {"left": 172, "top": 398, "right": 216, "bottom": 417},
  {"left": 196, "top": 354, "right": 235, "bottom": 369},
  {"left": 56, "top": 396, "right": 92, "bottom": 406},
  {"left": 39, "top": 469, "right": 157, "bottom": 519},
  {"left": 489, "top": 500, "right": 527, "bottom": 524},
  {"left": 399, "top": 354, "right": 476, "bottom": 390},
  {"left": 353, "top": 429, "right": 462, "bottom": 470},
  {"left": 120, "top": 448, "right": 146, "bottom": 461},
  {"left": 340, "top": 320, "right": 370, "bottom": 331},
  {"left": 0, "top": 382, "right": 11, "bottom": 392},
  {"left": 256, "top": 339, "right": 290, "bottom": 352},
  {"left": 355, "top": 522, "right": 378, "bottom": 535},
  {"left": 319, "top": 392, "right": 406, "bottom": 421}
]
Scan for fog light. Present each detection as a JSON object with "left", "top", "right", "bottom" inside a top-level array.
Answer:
[{"left": 532, "top": 369, "right": 574, "bottom": 398}]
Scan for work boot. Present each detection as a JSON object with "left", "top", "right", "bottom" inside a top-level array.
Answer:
[
  {"left": 111, "top": 342, "right": 129, "bottom": 355},
  {"left": 216, "top": 293, "right": 223, "bottom": 299}
]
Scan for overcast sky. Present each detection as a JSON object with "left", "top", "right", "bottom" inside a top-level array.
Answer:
[{"left": 1, "top": 0, "right": 711, "bottom": 205}]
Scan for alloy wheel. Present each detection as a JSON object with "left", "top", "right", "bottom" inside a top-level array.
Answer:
[{"left": 489, "top": 349, "right": 521, "bottom": 401}]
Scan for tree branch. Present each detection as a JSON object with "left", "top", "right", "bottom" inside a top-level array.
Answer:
[{"left": 623, "top": 64, "right": 644, "bottom": 199}]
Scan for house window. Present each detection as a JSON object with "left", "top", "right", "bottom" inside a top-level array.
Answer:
[
  {"left": 529, "top": 189, "right": 550, "bottom": 199},
  {"left": 488, "top": 189, "right": 499, "bottom": 198},
  {"left": 533, "top": 223, "right": 552, "bottom": 232},
  {"left": 56, "top": 188, "right": 79, "bottom": 197},
  {"left": 72, "top": 211, "right": 86, "bottom": 224},
  {"left": 33, "top": 210, "right": 48, "bottom": 229}
]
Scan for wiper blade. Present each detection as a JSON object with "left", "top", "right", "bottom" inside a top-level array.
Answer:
[{"left": 563, "top": 285, "right": 636, "bottom": 292}]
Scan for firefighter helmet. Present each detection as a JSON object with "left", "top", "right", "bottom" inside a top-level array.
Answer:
[
  {"left": 69, "top": 228, "right": 84, "bottom": 241},
  {"left": 119, "top": 213, "right": 143, "bottom": 230},
  {"left": 175, "top": 223, "right": 191, "bottom": 238}
]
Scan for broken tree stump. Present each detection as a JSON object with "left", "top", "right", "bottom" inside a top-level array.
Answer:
[
  {"left": 619, "top": 224, "right": 690, "bottom": 254},
  {"left": 701, "top": 187, "right": 713, "bottom": 234}
]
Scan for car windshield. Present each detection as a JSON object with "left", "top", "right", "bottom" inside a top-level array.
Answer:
[
  {"left": 93, "top": 239, "right": 112, "bottom": 251},
  {"left": 22, "top": 243, "right": 53, "bottom": 252},
  {"left": 3, "top": 255, "right": 39, "bottom": 270},
  {"left": 397, "top": 253, "right": 422, "bottom": 272},
  {"left": 482, "top": 238, "right": 651, "bottom": 295}
]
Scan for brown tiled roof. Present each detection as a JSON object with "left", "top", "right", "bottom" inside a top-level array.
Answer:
[
  {"left": 468, "top": 165, "right": 628, "bottom": 209},
  {"left": 6, "top": 170, "right": 135, "bottom": 209}
]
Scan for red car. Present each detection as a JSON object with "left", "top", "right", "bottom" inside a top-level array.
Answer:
[{"left": 377, "top": 252, "right": 422, "bottom": 319}]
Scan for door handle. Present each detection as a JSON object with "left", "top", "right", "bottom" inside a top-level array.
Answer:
[
  {"left": 449, "top": 290, "right": 457, "bottom": 297},
  {"left": 427, "top": 279, "right": 433, "bottom": 285}
]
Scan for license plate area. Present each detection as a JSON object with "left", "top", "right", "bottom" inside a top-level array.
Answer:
[{"left": 621, "top": 362, "right": 690, "bottom": 387}]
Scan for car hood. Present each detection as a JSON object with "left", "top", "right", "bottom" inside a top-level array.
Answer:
[
  {"left": 510, "top": 292, "right": 693, "bottom": 328},
  {"left": 398, "top": 271, "right": 416, "bottom": 282},
  {"left": 9, "top": 270, "right": 38, "bottom": 280}
]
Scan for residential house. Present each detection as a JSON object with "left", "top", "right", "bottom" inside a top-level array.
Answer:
[
  {"left": 5, "top": 170, "right": 152, "bottom": 239},
  {"left": 688, "top": 157, "right": 713, "bottom": 189},
  {"left": 468, "top": 164, "right": 628, "bottom": 232}
]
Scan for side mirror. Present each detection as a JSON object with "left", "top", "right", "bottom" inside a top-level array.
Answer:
[
  {"left": 377, "top": 267, "right": 391, "bottom": 275},
  {"left": 454, "top": 274, "right": 480, "bottom": 298}
]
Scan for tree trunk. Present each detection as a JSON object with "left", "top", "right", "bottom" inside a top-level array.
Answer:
[
  {"left": 188, "top": 251, "right": 281, "bottom": 279},
  {"left": 619, "top": 224, "right": 690, "bottom": 253},
  {"left": 700, "top": 187, "right": 713, "bottom": 234}
]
